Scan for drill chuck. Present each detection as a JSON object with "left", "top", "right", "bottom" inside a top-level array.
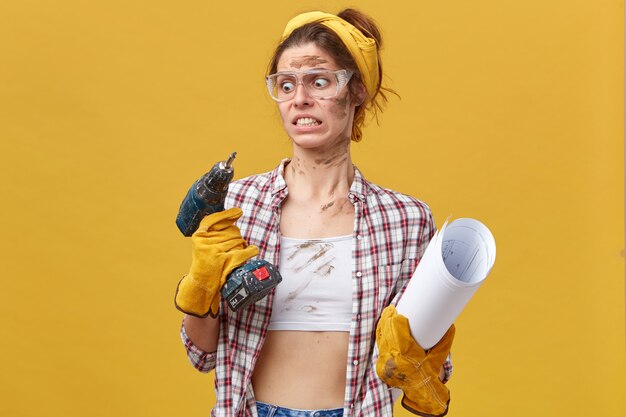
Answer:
[{"left": 176, "top": 152, "right": 236, "bottom": 237}]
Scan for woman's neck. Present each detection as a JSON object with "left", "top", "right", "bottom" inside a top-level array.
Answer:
[{"left": 284, "top": 147, "right": 354, "bottom": 203}]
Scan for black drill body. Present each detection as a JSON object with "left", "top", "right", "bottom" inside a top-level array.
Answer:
[{"left": 176, "top": 152, "right": 281, "bottom": 312}]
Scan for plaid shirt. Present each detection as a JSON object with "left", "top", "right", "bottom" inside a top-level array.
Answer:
[{"left": 180, "top": 160, "right": 452, "bottom": 417}]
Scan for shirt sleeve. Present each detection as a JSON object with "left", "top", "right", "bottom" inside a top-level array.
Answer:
[
  {"left": 441, "top": 353, "right": 453, "bottom": 384},
  {"left": 180, "top": 321, "right": 217, "bottom": 373}
]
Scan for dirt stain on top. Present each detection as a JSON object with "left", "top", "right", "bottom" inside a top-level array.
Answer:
[{"left": 314, "top": 260, "right": 335, "bottom": 277}]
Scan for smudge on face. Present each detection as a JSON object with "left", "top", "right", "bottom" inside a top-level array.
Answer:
[
  {"left": 289, "top": 55, "right": 328, "bottom": 69},
  {"left": 329, "top": 94, "right": 349, "bottom": 119}
]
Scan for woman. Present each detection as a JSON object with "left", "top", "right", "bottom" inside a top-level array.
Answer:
[{"left": 175, "top": 9, "right": 454, "bottom": 417}]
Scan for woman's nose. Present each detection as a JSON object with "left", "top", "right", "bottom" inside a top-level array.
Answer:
[{"left": 293, "top": 81, "right": 313, "bottom": 106}]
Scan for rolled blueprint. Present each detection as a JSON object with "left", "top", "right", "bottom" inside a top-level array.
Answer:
[{"left": 396, "top": 218, "right": 496, "bottom": 349}]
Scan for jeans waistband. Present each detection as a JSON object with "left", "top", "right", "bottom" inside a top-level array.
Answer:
[{"left": 256, "top": 401, "right": 344, "bottom": 417}]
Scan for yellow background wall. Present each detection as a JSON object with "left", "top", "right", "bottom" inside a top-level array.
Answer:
[{"left": 0, "top": 0, "right": 623, "bottom": 416}]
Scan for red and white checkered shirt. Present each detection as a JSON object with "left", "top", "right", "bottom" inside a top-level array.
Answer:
[{"left": 180, "top": 160, "right": 452, "bottom": 417}]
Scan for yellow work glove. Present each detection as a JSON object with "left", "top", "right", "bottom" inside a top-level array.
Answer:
[
  {"left": 174, "top": 208, "right": 259, "bottom": 318},
  {"left": 376, "top": 305, "right": 455, "bottom": 417}
]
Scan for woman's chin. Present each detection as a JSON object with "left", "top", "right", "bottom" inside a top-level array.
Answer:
[{"left": 288, "top": 131, "right": 329, "bottom": 149}]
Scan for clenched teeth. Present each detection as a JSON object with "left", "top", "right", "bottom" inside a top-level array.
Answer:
[{"left": 295, "top": 117, "right": 320, "bottom": 126}]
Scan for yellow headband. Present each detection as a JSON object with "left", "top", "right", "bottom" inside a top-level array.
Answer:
[{"left": 280, "top": 11, "right": 380, "bottom": 99}]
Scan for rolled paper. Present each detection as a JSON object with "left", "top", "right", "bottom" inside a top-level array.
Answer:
[{"left": 396, "top": 218, "right": 496, "bottom": 349}]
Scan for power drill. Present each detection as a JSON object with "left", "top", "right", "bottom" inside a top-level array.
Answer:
[{"left": 176, "top": 152, "right": 282, "bottom": 312}]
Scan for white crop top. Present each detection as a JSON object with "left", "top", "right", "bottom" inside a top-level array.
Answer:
[{"left": 268, "top": 235, "right": 353, "bottom": 332}]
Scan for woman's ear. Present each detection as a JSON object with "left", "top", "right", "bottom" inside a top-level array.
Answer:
[{"left": 351, "top": 82, "right": 367, "bottom": 106}]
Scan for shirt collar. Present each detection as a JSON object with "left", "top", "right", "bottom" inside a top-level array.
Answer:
[
  {"left": 270, "top": 158, "right": 290, "bottom": 196},
  {"left": 349, "top": 165, "right": 367, "bottom": 202}
]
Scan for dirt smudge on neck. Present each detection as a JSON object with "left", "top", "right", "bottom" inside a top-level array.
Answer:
[{"left": 332, "top": 198, "right": 354, "bottom": 217}]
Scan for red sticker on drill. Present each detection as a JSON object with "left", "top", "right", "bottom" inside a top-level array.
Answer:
[{"left": 253, "top": 266, "right": 270, "bottom": 281}]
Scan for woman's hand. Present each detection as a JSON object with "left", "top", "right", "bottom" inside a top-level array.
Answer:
[
  {"left": 376, "top": 305, "right": 455, "bottom": 417},
  {"left": 175, "top": 208, "right": 258, "bottom": 318}
]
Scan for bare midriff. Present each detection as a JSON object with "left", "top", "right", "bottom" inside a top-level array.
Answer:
[{"left": 252, "top": 330, "right": 350, "bottom": 409}]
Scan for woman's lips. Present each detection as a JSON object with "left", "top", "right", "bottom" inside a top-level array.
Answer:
[
  {"left": 294, "top": 117, "right": 321, "bottom": 126},
  {"left": 292, "top": 114, "right": 322, "bottom": 126}
]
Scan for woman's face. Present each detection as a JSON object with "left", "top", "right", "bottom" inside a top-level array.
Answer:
[{"left": 275, "top": 43, "right": 362, "bottom": 152}]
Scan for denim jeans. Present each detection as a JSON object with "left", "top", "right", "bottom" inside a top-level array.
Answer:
[{"left": 256, "top": 401, "right": 344, "bottom": 417}]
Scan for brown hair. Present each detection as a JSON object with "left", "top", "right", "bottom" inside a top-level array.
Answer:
[{"left": 268, "top": 9, "right": 396, "bottom": 142}]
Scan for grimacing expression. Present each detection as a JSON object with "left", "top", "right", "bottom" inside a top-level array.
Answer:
[{"left": 275, "top": 43, "right": 362, "bottom": 151}]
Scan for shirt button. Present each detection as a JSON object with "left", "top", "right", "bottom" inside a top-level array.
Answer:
[
  {"left": 353, "top": 360, "right": 359, "bottom": 366},
  {"left": 356, "top": 314, "right": 361, "bottom": 321},
  {"left": 356, "top": 234, "right": 362, "bottom": 240},
  {"left": 356, "top": 271, "right": 362, "bottom": 277},
  {"left": 350, "top": 404, "right": 354, "bottom": 409}
]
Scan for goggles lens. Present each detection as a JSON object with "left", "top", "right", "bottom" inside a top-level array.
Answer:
[{"left": 266, "top": 69, "right": 353, "bottom": 102}]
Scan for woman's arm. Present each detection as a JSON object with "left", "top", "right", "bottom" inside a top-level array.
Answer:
[
  {"left": 175, "top": 208, "right": 256, "bottom": 371},
  {"left": 183, "top": 314, "right": 220, "bottom": 353},
  {"left": 180, "top": 315, "right": 220, "bottom": 373}
]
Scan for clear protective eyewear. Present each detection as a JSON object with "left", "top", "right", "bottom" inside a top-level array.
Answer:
[{"left": 266, "top": 69, "right": 354, "bottom": 102}]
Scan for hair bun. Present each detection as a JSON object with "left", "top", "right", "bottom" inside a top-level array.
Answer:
[{"left": 337, "top": 9, "right": 383, "bottom": 48}]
